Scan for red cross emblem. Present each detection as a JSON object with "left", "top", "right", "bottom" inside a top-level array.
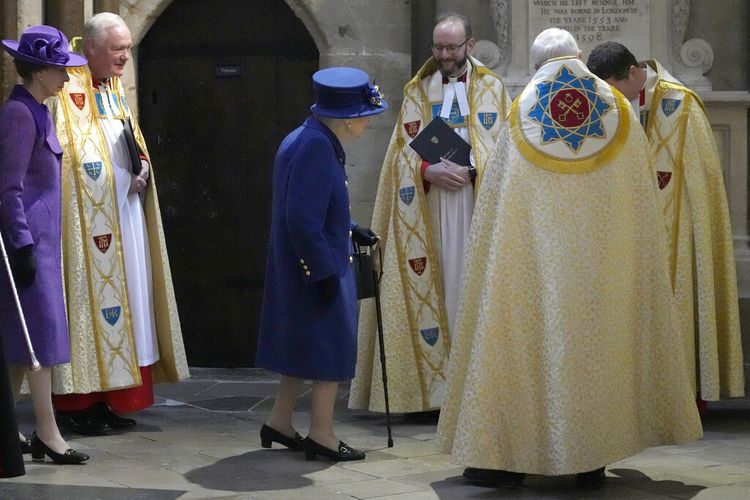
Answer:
[{"left": 657, "top": 171, "right": 672, "bottom": 190}]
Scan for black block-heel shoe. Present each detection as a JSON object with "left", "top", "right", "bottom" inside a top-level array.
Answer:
[
  {"left": 260, "top": 424, "right": 304, "bottom": 450},
  {"left": 303, "top": 437, "right": 365, "bottom": 462},
  {"left": 30, "top": 432, "right": 90, "bottom": 464}
]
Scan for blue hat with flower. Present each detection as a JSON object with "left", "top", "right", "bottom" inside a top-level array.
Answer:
[
  {"left": 2, "top": 25, "right": 87, "bottom": 67},
  {"left": 310, "top": 67, "right": 388, "bottom": 119}
]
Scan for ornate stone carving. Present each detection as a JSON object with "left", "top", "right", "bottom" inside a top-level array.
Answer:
[
  {"left": 680, "top": 38, "right": 714, "bottom": 73},
  {"left": 488, "top": 0, "right": 509, "bottom": 69},
  {"left": 473, "top": 40, "right": 501, "bottom": 68}
]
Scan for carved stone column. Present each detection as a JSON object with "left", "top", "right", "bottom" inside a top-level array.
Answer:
[{"left": 45, "top": 0, "right": 85, "bottom": 38}]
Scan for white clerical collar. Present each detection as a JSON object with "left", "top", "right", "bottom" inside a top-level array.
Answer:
[{"left": 440, "top": 66, "right": 470, "bottom": 119}]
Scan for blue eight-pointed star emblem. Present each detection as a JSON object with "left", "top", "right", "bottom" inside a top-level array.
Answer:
[{"left": 528, "top": 65, "right": 611, "bottom": 152}]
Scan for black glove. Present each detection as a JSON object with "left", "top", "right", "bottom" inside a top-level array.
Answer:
[
  {"left": 317, "top": 274, "right": 339, "bottom": 303},
  {"left": 352, "top": 225, "right": 379, "bottom": 247},
  {"left": 10, "top": 244, "right": 36, "bottom": 288}
]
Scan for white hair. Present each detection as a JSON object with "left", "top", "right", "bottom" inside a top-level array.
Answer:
[
  {"left": 530, "top": 28, "right": 580, "bottom": 69},
  {"left": 84, "top": 12, "right": 127, "bottom": 42}
]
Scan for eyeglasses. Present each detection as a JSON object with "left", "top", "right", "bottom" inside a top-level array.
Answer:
[{"left": 430, "top": 39, "right": 469, "bottom": 53}]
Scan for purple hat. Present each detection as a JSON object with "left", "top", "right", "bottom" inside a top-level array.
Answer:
[
  {"left": 2, "top": 25, "right": 87, "bottom": 67},
  {"left": 310, "top": 67, "right": 388, "bottom": 119}
]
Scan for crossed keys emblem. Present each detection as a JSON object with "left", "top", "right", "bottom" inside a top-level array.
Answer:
[
  {"left": 528, "top": 65, "right": 608, "bottom": 152},
  {"left": 556, "top": 93, "right": 585, "bottom": 121},
  {"left": 548, "top": 88, "right": 590, "bottom": 128}
]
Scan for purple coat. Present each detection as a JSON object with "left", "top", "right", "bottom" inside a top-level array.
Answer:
[{"left": 0, "top": 86, "right": 69, "bottom": 366}]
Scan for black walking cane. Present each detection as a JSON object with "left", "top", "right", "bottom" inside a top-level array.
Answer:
[
  {"left": 353, "top": 243, "right": 393, "bottom": 447},
  {"left": 371, "top": 245, "right": 393, "bottom": 447}
]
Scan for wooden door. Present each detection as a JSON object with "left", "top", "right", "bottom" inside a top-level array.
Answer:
[{"left": 138, "top": 0, "right": 318, "bottom": 366}]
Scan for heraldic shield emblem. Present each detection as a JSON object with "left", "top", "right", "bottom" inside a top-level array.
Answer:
[
  {"left": 420, "top": 327, "right": 440, "bottom": 346},
  {"left": 657, "top": 171, "right": 672, "bottom": 190},
  {"left": 408, "top": 256, "right": 427, "bottom": 276},
  {"left": 83, "top": 161, "right": 103, "bottom": 180},
  {"left": 514, "top": 57, "right": 624, "bottom": 172},
  {"left": 404, "top": 120, "right": 421, "bottom": 139},
  {"left": 399, "top": 186, "right": 415, "bottom": 205},
  {"left": 93, "top": 233, "right": 113, "bottom": 253},
  {"left": 69, "top": 92, "right": 86, "bottom": 110},
  {"left": 528, "top": 65, "right": 611, "bottom": 152},
  {"left": 478, "top": 112, "right": 497, "bottom": 130},
  {"left": 661, "top": 98, "right": 681, "bottom": 117},
  {"left": 101, "top": 306, "right": 122, "bottom": 326}
]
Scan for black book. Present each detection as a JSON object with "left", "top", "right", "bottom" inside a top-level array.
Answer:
[
  {"left": 122, "top": 117, "right": 142, "bottom": 175},
  {"left": 409, "top": 116, "right": 471, "bottom": 166}
]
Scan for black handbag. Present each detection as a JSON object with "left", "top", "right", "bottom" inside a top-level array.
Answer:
[{"left": 353, "top": 243, "right": 378, "bottom": 300}]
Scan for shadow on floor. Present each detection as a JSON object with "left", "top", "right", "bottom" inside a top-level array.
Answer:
[
  {"left": 184, "top": 448, "right": 332, "bottom": 492},
  {"left": 429, "top": 467, "right": 707, "bottom": 499},
  {"left": 0, "top": 483, "right": 185, "bottom": 500},
  {"left": 607, "top": 468, "right": 706, "bottom": 497}
]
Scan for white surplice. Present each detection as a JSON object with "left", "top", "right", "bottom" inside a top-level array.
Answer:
[{"left": 426, "top": 69, "right": 474, "bottom": 334}]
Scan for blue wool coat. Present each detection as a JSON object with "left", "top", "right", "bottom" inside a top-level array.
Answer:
[
  {"left": 0, "top": 86, "right": 69, "bottom": 366},
  {"left": 255, "top": 116, "right": 357, "bottom": 381}
]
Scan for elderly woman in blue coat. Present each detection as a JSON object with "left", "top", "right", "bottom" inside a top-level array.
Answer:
[
  {"left": 0, "top": 26, "right": 89, "bottom": 464},
  {"left": 256, "top": 67, "right": 387, "bottom": 461}
]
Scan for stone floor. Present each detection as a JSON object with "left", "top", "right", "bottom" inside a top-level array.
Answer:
[{"left": 1, "top": 367, "right": 749, "bottom": 499}]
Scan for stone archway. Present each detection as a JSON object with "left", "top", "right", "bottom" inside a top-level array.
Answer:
[
  {"left": 117, "top": 0, "right": 372, "bottom": 113},
  {"left": 120, "top": 0, "right": 343, "bottom": 54}
]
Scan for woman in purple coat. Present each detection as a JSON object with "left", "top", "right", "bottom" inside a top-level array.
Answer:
[
  {"left": 256, "top": 68, "right": 387, "bottom": 461},
  {"left": 0, "top": 26, "right": 89, "bottom": 464}
]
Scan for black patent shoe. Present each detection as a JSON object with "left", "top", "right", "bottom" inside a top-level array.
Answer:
[
  {"left": 463, "top": 467, "right": 526, "bottom": 487},
  {"left": 57, "top": 408, "right": 112, "bottom": 435},
  {"left": 303, "top": 437, "right": 365, "bottom": 462},
  {"left": 575, "top": 467, "right": 606, "bottom": 488},
  {"left": 260, "top": 424, "right": 304, "bottom": 450},
  {"left": 30, "top": 432, "right": 89, "bottom": 464},
  {"left": 97, "top": 403, "right": 136, "bottom": 428}
]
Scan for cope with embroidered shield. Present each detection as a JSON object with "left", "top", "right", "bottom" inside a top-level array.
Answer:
[{"left": 528, "top": 65, "right": 611, "bottom": 152}]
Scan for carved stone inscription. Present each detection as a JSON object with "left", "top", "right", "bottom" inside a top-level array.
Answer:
[{"left": 528, "top": 0, "right": 650, "bottom": 63}]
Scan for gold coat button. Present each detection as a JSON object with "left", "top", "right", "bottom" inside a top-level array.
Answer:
[
  {"left": 349, "top": 255, "right": 353, "bottom": 263},
  {"left": 305, "top": 271, "right": 311, "bottom": 276},
  {"left": 299, "top": 259, "right": 305, "bottom": 264},
  {"left": 348, "top": 230, "right": 352, "bottom": 237}
]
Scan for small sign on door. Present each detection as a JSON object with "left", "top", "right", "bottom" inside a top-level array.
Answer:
[{"left": 215, "top": 64, "right": 244, "bottom": 77}]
